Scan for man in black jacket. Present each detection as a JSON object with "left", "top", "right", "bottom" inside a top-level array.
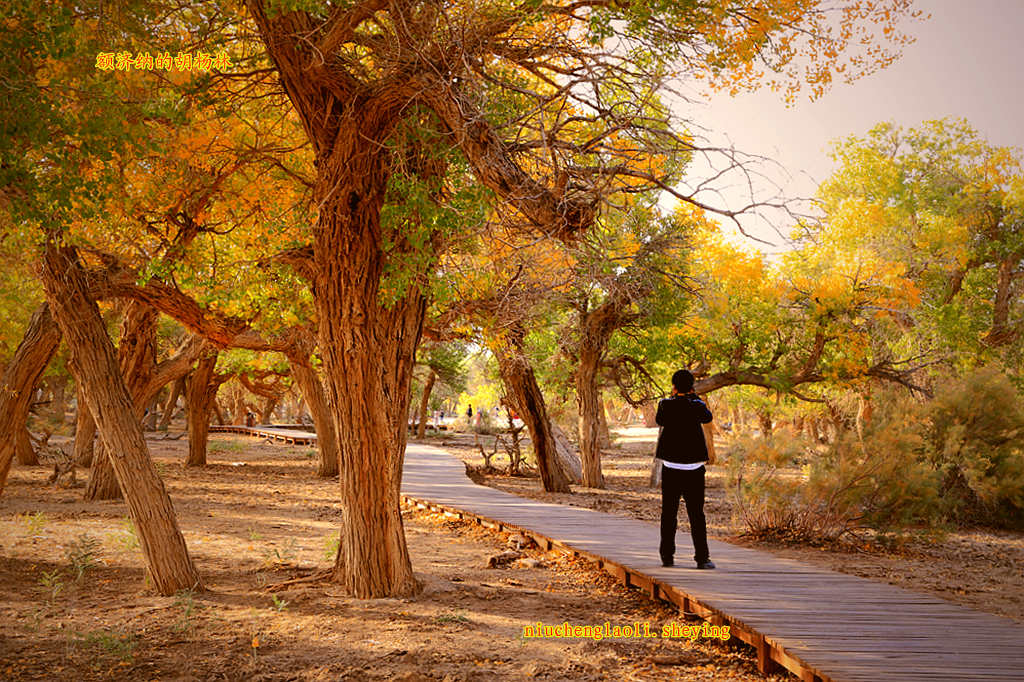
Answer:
[{"left": 656, "top": 369, "right": 715, "bottom": 569}]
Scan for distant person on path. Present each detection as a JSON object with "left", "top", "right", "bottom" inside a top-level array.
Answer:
[
  {"left": 656, "top": 369, "right": 715, "bottom": 569},
  {"left": 466, "top": 404, "right": 473, "bottom": 419}
]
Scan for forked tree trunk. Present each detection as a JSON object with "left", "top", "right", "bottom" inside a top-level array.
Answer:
[
  {"left": 158, "top": 377, "right": 185, "bottom": 430},
  {"left": 258, "top": 395, "right": 278, "bottom": 424},
  {"left": 212, "top": 399, "right": 226, "bottom": 426},
  {"left": 314, "top": 143, "right": 424, "bottom": 598},
  {"left": 74, "top": 386, "right": 96, "bottom": 467},
  {"left": 287, "top": 351, "right": 339, "bottom": 478},
  {"left": 0, "top": 304, "right": 60, "bottom": 494},
  {"left": 185, "top": 352, "right": 218, "bottom": 467},
  {"left": 39, "top": 242, "right": 201, "bottom": 595},
  {"left": 575, "top": 348, "right": 605, "bottom": 488},
  {"left": 494, "top": 332, "right": 572, "bottom": 493},
  {"left": 416, "top": 370, "right": 436, "bottom": 439}
]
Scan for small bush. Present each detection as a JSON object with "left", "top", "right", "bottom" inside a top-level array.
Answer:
[{"left": 727, "top": 397, "right": 942, "bottom": 541}]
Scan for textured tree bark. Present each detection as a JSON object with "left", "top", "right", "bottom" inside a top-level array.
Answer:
[
  {"left": 494, "top": 332, "right": 572, "bottom": 493},
  {"left": 15, "top": 426, "right": 37, "bottom": 466},
  {"left": 0, "top": 304, "right": 61, "bottom": 495},
  {"left": 575, "top": 348, "right": 605, "bottom": 488},
  {"left": 287, "top": 350, "right": 339, "bottom": 478},
  {"left": 85, "top": 301, "right": 158, "bottom": 501},
  {"left": 84, "top": 443, "right": 119, "bottom": 500},
  {"left": 39, "top": 242, "right": 201, "bottom": 595},
  {"left": 313, "top": 141, "right": 425, "bottom": 599},
  {"left": 185, "top": 352, "right": 218, "bottom": 467},
  {"left": 74, "top": 385, "right": 96, "bottom": 467},
  {"left": 416, "top": 370, "right": 436, "bottom": 440},
  {"left": 158, "top": 377, "right": 184, "bottom": 430}
]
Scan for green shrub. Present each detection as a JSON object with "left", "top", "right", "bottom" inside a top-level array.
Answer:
[
  {"left": 727, "top": 394, "right": 942, "bottom": 541},
  {"left": 925, "top": 366, "right": 1024, "bottom": 528}
]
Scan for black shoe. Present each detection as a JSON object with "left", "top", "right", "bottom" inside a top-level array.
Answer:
[
  {"left": 661, "top": 557, "right": 674, "bottom": 567},
  {"left": 696, "top": 560, "right": 715, "bottom": 569}
]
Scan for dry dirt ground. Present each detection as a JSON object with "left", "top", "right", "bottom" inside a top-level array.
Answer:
[
  {"left": 439, "top": 426, "right": 1024, "bottom": 624},
  {"left": 0, "top": 433, "right": 773, "bottom": 681}
]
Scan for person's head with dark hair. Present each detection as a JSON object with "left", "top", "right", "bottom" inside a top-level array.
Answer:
[{"left": 671, "top": 369, "right": 695, "bottom": 394}]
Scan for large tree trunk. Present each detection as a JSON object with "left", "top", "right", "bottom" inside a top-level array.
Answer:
[
  {"left": 74, "top": 386, "right": 96, "bottom": 467},
  {"left": 314, "top": 141, "right": 425, "bottom": 599},
  {"left": 287, "top": 350, "right": 340, "bottom": 478},
  {"left": 0, "top": 304, "right": 61, "bottom": 494},
  {"left": 185, "top": 352, "right": 218, "bottom": 467},
  {"left": 416, "top": 370, "right": 436, "bottom": 440},
  {"left": 39, "top": 242, "right": 201, "bottom": 595},
  {"left": 158, "top": 376, "right": 185, "bottom": 429},
  {"left": 575, "top": 348, "right": 605, "bottom": 488},
  {"left": 85, "top": 301, "right": 159, "bottom": 501},
  {"left": 494, "top": 332, "right": 572, "bottom": 493}
]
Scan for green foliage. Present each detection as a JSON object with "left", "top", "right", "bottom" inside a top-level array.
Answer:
[
  {"left": 65, "top": 533, "right": 101, "bottom": 581},
  {"left": 925, "top": 366, "right": 1024, "bottom": 527},
  {"left": 172, "top": 588, "right": 197, "bottom": 633},
  {"left": 38, "top": 569, "right": 64, "bottom": 602},
  {"left": 18, "top": 511, "right": 49, "bottom": 536},
  {"left": 75, "top": 628, "right": 138, "bottom": 664},
  {"left": 270, "top": 594, "right": 288, "bottom": 612},
  {"left": 321, "top": 534, "right": 340, "bottom": 562},
  {"left": 729, "top": 373, "right": 1024, "bottom": 541}
]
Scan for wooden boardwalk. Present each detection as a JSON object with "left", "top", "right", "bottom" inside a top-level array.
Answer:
[
  {"left": 208, "top": 424, "right": 317, "bottom": 445},
  {"left": 400, "top": 444, "right": 1024, "bottom": 682}
]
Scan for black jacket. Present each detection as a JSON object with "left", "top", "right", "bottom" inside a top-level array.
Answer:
[{"left": 655, "top": 394, "right": 713, "bottom": 464}]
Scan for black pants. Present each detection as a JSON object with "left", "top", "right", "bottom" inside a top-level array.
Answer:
[{"left": 660, "top": 464, "right": 709, "bottom": 564}]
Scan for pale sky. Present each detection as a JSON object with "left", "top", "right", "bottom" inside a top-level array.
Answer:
[{"left": 677, "top": 0, "right": 1024, "bottom": 249}]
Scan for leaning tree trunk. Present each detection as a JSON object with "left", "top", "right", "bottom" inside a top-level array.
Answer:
[
  {"left": 287, "top": 350, "right": 340, "bottom": 478},
  {"left": 575, "top": 348, "right": 606, "bottom": 488},
  {"left": 314, "top": 142, "right": 425, "bottom": 598},
  {"left": 416, "top": 370, "right": 436, "bottom": 440},
  {"left": 39, "top": 242, "right": 201, "bottom": 595},
  {"left": 185, "top": 352, "right": 218, "bottom": 467},
  {"left": 0, "top": 303, "right": 60, "bottom": 494},
  {"left": 85, "top": 301, "right": 158, "bottom": 501},
  {"left": 494, "top": 332, "right": 572, "bottom": 493},
  {"left": 74, "top": 386, "right": 96, "bottom": 467}
]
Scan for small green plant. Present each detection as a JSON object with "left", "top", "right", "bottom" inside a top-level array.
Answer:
[
  {"left": 261, "top": 538, "right": 299, "bottom": 567},
  {"left": 118, "top": 517, "right": 140, "bottom": 550},
  {"left": 322, "top": 534, "right": 340, "bottom": 562},
  {"left": 66, "top": 534, "right": 101, "bottom": 580},
  {"left": 248, "top": 526, "right": 262, "bottom": 541},
  {"left": 39, "top": 569, "right": 64, "bottom": 601},
  {"left": 172, "top": 588, "right": 197, "bottom": 633},
  {"left": 19, "top": 511, "right": 48, "bottom": 535},
  {"left": 76, "top": 628, "right": 138, "bottom": 664},
  {"left": 304, "top": 449, "right": 316, "bottom": 459},
  {"left": 435, "top": 611, "right": 470, "bottom": 625},
  {"left": 209, "top": 440, "right": 246, "bottom": 454},
  {"left": 270, "top": 594, "right": 288, "bottom": 612}
]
